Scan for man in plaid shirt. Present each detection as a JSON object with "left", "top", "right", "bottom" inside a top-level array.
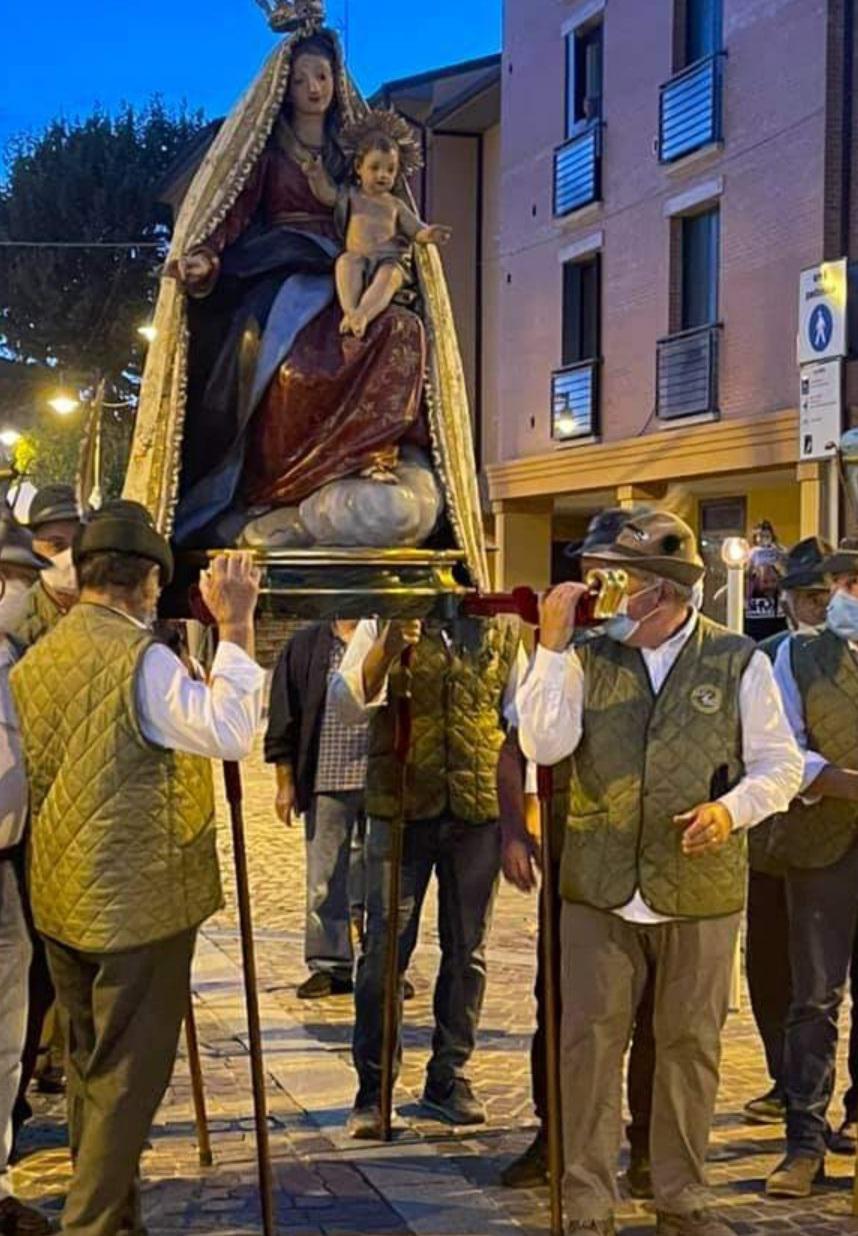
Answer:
[{"left": 266, "top": 621, "right": 369, "bottom": 999}]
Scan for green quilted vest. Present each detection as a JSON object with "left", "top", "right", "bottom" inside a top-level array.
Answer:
[
  {"left": 561, "top": 616, "right": 753, "bottom": 918},
  {"left": 767, "top": 631, "right": 858, "bottom": 870},
  {"left": 365, "top": 618, "right": 519, "bottom": 823},
  {"left": 13, "top": 581, "right": 65, "bottom": 650},
  {"left": 11, "top": 603, "right": 221, "bottom": 952}
]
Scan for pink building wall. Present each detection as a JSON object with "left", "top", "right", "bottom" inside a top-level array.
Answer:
[{"left": 490, "top": 0, "right": 828, "bottom": 469}]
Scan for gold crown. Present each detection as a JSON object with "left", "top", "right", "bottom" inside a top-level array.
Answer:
[{"left": 254, "top": 0, "right": 325, "bottom": 33}]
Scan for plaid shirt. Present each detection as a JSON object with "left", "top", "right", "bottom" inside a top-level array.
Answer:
[{"left": 314, "top": 637, "right": 370, "bottom": 794}]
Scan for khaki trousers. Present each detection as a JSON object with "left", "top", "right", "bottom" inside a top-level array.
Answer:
[
  {"left": 560, "top": 902, "right": 739, "bottom": 1222},
  {"left": 44, "top": 929, "right": 196, "bottom": 1236}
]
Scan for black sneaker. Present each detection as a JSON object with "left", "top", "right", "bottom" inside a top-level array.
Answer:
[
  {"left": 828, "top": 1119, "right": 857, "bottom": 1154},
  {"left": 421, "top": 1076, "right": 486, "bottom": 1126},
  {"left": 346, "top": 1103, "right": 384, "bottom": 1140},
  {"left": 0, "top": 1196, "right": 59, "bottom": 1234},
  {"left": 500, "top": 1130, "right": 548, "bottom": 1187},
  {"left": 743, "top": 1084, "right": 786, "bottom": 1125},
  {"left": 296, "top": 972, "right": 353, "bottom": 999},
  {"left": 34, "top": 1066, "right": 65, "bottom": 1096}
]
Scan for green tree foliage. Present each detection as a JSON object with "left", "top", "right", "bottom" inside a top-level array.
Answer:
[
  {"left": 0, "top": 99, "right": 207, "bottom": 397},
  {"left": 14, "top": 406, "right": 133, "bottom": 499}
]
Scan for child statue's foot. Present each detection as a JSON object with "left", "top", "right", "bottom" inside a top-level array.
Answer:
[
  {"left": 339, "top": 312, "right": 355, "bottom": 336},
  {"left": 350, "top": 310, "right": 369, "bottom": 339},
  {"left": 360, "top": 465, "right": 399, "bottom": 485}
]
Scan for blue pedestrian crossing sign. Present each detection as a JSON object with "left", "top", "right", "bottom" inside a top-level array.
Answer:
[
  {"left": 809, "top": 304, "right": 834, "bottom": 353},
  {"left": 798, "top": 260, "right": 847, "bottom": 364}
]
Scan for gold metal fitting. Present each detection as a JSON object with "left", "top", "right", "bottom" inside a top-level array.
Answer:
[{"left": 584, "top": 567, "right": 630, "bottom": 620}]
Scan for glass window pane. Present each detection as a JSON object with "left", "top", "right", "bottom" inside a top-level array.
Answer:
[
  {"left": 681, "top": 208, "right": 719, "bottom": 330},
  {"left": 686, "top": 0, "right": 722, "bottom": 65}
]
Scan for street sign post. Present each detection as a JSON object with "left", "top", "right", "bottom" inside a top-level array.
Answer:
[
  {"left": 798, "top": 259, "right": 848, "bottom": 365},
  {"left": 799, "top": 358, "right": 843, "bottom": 461}
]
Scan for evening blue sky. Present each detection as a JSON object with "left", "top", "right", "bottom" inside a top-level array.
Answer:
[{"left": 1, "top": 0, "right": 501, "bottom": 167}]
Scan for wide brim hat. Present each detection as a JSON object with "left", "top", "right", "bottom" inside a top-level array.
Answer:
[
  {"left": 564, "top": 504, "right": 654, "bottom": 561},
  {"left": 73, "top": 500, "right": 174, "bottom": 585},
  {"left": 0, "top": 509, "right": 51, "bottom": 572},
  {"left": 27, "top": 484, "right": 80, "bottom": 530},
  {"left": 780, "top": 536, "right": 833, "bottom": 590},
  {"left": 589, "top": 510, "right": 705, "bottom": 586},
  {"left": 822, "top": 538, "right": 858, "bottom": 578}
]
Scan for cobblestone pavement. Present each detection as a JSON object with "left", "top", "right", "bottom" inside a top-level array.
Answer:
[{"left": 13, "top": 745, "right": 858, "bottom": 1234}]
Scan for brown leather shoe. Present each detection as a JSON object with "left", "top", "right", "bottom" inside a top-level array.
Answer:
[
  {"left": 0, "top": 1197, "right": 58, "bottom": 1235},
  {"left": 656, "top": 1210, "right": 736, "bottom": 1236},
  {"left": 766, "top": 1153, "right": 825, "bottom": 1198}
]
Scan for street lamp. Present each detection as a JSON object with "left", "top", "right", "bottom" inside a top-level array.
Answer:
[
  {"left": 137, "top": 323, "right": 157, "bottom": 343},
  {"left": 721, "top": 536, "right": 750, "bottom": 634},
  {"left": 48, "top": 393, "right": 81, "bottom": 416},
  {"left": 0, "top": 430, "right": 21, "bottom": 450}
]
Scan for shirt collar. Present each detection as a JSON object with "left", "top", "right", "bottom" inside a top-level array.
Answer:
[{"left": 643, "top": 608, "right": 698, "bottom": 659}]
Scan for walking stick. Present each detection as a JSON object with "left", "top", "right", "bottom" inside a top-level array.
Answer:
[
  {"left": 537, "top": 764, "right": 563, "bottom": 1236},
  {"left": 184, "top": 995, "right": 213, "bottom": 1167},
  {"left": 223, "top": 760, "right": 277, "bottom": 1236},
  {"left": 379, "top": 645, "right": 414, "bottom": 1142}
]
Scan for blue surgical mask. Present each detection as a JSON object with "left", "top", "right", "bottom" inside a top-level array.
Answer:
[
  {"left": 604, "top": 583, "right": 661, "bottom": 644},
  {"left": 826, "top": 590, "right": 858, "bottom": 641},
  {"left": 691, "top": 579, "right": 705, "bottom": 611}
]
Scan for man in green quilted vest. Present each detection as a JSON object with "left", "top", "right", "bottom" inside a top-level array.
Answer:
[
  {"left": 518, "top": 510, "right": 802, "bottom": 1236},
  {"left": 330, "top": 614, "right": 523, "bottom": 1140},
  {"left": 11, "top": 502, "right": 265, "bottom": 1236},
  {"left": 765, "top": 545, "right": 858, "bottom": 1197},
  {"left": 743, "top": 537, "right": 831, "bottom": 1131},
  {"left": 16, "top": 484, "right": 82, "bottom": 649}
]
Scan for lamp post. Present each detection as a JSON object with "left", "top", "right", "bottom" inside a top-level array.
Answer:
[
  {"left": 721, "top": 537, "right": 750, "bottom": 1012},
  {"left": 721, "top": 536, "right": 751, "bottom": 635}
]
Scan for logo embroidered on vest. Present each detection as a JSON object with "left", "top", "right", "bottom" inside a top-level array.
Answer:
[{"left": 690, "top": 683, "right": 723, "bottom": 714}]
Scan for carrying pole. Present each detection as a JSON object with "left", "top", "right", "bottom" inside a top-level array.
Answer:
[
  {"left": 223, "top": 761, "right": 277, "bottom": 1235},
  {"left": 379, "top": 646, "right": 414, "bottom": 1141},
  {"left": 537, "top": 761, "right": 563, "bottom": 1236},
  {"left": 184, "top": 995, "right": 214, "bottom": 1168}
]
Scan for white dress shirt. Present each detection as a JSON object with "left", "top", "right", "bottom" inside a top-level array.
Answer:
[
  {"left": 107, "top": 609, "right": 267, "bottom": 761},
  {"left": 772, "top": 633, "right": 844, "bottom": 793},
  {"left": 330, "top": 618, "right": 527, "bottom": 726},
  {"left": 0, "top": 640, "right": 28, "bottom": 850},
  {"left": 516, "top": 611, "right": 804, "bottom": 924}
]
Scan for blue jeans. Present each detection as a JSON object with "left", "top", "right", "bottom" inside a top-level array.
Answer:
[
  {"left": 352, "top": 816, "right": 501, "bottom": 1106},
  {"left": 305, "top": 791, "right": 366, "bottom": 981},
  {"left": 783, "top": 841, "right": 858, "bottom": 1156}
]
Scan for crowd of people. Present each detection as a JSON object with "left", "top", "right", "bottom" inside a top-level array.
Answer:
[{"left": 2, "top": 492, "right": 858, "bottom": 1236}]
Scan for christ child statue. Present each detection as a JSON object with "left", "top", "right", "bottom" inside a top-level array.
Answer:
[{"left": 308, "top": 109, "right": 452, "bottom": 339}]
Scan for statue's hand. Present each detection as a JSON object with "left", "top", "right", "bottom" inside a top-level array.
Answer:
[
  {"left": 175, "top": 250, "right": 217, "bottom": 289},
  {"left": 417, "top": 224, "right": 453, "bottom": 247}
]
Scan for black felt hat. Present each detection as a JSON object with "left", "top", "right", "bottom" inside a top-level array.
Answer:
[
  {"left": 780, "top": 537, "right": 833, "bottom": 591},
  {"left": 73, "top": 500, "right": 174, "bottom": 585},
  {"left": 0, "top": 509, "right": 51, "bottom": 572},
  {"left": 27, "top": 484, "right": 80, "bottom": 530},
  {"left": 822, "top": 537, "right": 858, "bottom": 579}
]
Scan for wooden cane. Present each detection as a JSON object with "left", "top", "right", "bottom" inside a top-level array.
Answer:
[
  {"left": 223, "top": 761, "right": 277, "bottom": 1236},
  {"left": 184, "top": 995, "right": 213, "bottom": 1168},
  {"left": 379, "top": 645, "right": 414, "bottom": 1142},
  {"left": 536, "top": 764, "right": 563, "bottom": 1236}
]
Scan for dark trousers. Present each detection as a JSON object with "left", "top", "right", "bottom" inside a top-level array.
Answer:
[
  {"left": 783, "top": 842, "right": 858, "bottom": 1157},
  {"left": 13, "top": 898, "right": 56, "bottom": 1132},
  {"left": 745, "top": 869, "right": 792, "bottom": 1091},
  {"left": 531, "top": 864, "right": 655, "bottom": 1156},
  {"left": 45, "top": 929, "right": 196, "bottom": 1236},
  {"left": 353, "top": 816, "right": 500, "bottom": 1105}
]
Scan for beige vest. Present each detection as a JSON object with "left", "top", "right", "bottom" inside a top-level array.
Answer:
[
  {"left": 11, "top": 604, "right": 221, "bottom": 951},
  {"left": 561, "top": 617, "right": 753, "bottom": 917}
]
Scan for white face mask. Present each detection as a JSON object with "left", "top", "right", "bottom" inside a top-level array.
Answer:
[
  {"left": 691, "top": 579, "right": 705, "bottom": 611},
  {"left": 0, "top": 578, "right": 31, "bottom": 635},
  {"left": 826, "top": 590, "right": 858, "bottom": 641},
  {"left": 42, "top": 548, "right": 77, "bottom": 596}
]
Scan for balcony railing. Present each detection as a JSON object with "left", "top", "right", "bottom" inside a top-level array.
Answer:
[
  {"left": 656, "top": 324, "right": 720, "bottom": 420},
  {"left": 551, "top": 359, "right": 600, "bottom": 441},
  {"left": 553, "top": 124, "right": 602, "bottom": 218},
  {"left": 659, "top": 53, "right": 724, "bottom": 163}
]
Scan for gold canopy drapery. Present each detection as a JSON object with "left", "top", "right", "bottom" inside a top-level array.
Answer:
[{"left": 123, "top": 27, "right": 490, "bottom": 591}]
